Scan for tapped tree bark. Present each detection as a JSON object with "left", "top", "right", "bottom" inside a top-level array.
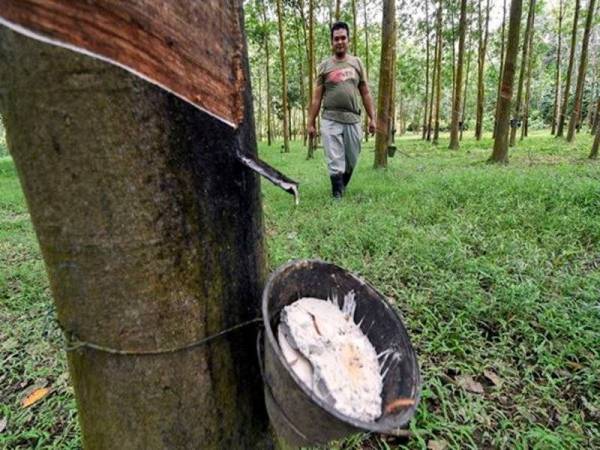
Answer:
[
  {"left": 566, "top": 0, "right": 597, "bottom": 142},
  {"left": 374, "top": 0, "right": 396, "bottom": 168},
  {"left": 0, "top": 20, "right": 270, "bottom": 450},
  {"left": 509, "top": 0, "right": 536, "bottom": 147},
  {"left": 276, "top": 0, "right": 290, "bottom": 152},
  {"left": 490, "top": 0, "right": 523, "bottom": 163},
  {"left": 449, "top": 0, "right": 468, "bottom": 150},
  {"left": 556, "top": 0, "right": 581, "bottom": 137}
]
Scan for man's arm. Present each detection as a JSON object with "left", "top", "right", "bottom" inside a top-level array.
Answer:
[
  {"left": 307, "top": 84, "right": 324, "bottom": 138},
  {"left": 358, "top": 82, "right": 376, "bottom": 135}
]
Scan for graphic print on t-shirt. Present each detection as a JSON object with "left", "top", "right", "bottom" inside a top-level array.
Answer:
[{"left": 327, "top": 67, "right": 357, "bottom": 84}]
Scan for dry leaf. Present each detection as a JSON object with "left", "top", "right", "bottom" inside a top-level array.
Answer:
[
  {"left": 384, "top": 397, "right": 416, "bottom": 414},
  {"left": 456, "top": 375, "right": 484, "bottom": 394},
  {"left": 483, "top": 369, "right": 502, "bottom": 387},
  {"left": 21, "top": 387, "right": 50, "bottom": 408},
  {"left": 0, "top": 417, "right": 6, "bottom": 433},
  {"left": 566, "top": 361, "right": 583, "bottom": 371},
  {"left": 427, "top": 439, "right": 448, "bottom": 450}
]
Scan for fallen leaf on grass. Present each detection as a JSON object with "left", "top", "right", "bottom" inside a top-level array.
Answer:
[
  {"left": 0, "top": 417, "right": 6, "bottom": 433},
  {"left": 483, "top": 369, "right": 502, "bottom": 387},
  {"left": 427, "top": 439, "right": 448, "bottom": 450},
  {"left": 456, "top": 375, "right": 484, "bottom": 394},
  {"left": 384, "top": 397, "right": 416, "bottom": 414},
  {"left": 21, "top": 387, "right": 51, "bottom": 408},
  {"left": 566, "top": 361, "right": 583, "bottom": 371}
]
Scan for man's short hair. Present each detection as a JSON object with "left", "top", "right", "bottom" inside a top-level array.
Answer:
[{"left": 331, "top": 21, "right": 350, "bottom": 41}]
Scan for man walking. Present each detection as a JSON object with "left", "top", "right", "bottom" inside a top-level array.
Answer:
[{"left": 307, "top": 21, "right": 376, "bottom": 199}]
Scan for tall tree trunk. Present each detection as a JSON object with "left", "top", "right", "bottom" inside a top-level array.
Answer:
[
  {"left": 307, "top": 0, "right": 316, "bottom": 158},
  {"left": 276, "top": 0, "right": 290, "bottom": 152},
  {"left": 521, "top": 9, "right": 536, "bottom": 140},
  {"left": 261, "top": 0, "right": 273, "bottom": 146},
  {"left": 294, "top": 18, "right": 308, "bottom": 146},
  {"left": 509, "top": 0, "right": 536, "bottom": 147},
  {"left": 449, "top": 0, "right": 467, "bottom": 149},
  {"left": 374, "top": 0, "right": 396, "bottom": 168},
  {"left": 433, "top": 0, "right": 443, "bottom": 145},
  {"left": 551, "top": 0, "right": 564, "bottom": 135},
  {"left": 493, "top": 0, "right": 507, "bottom": 138},
  {"left": 461, "top": 10, "right": 473, "bottom": 141},
  {"left": 257, "top": 66, "right": 263, "bottom": 141},
  {"left": 335, "top": 0, "right": 341, "bottom": 20},
  {"left": 427, "top": 21, "right": 439, "bottom": 142},
  {"left": 593, "top": 97, "right": 600, "bottom": 135},
  {"left": 490, "top": 0, "right": 524, "bottom": 163},
  {"left": 450, "top": 2, "right": 457, "bottom": 117},
  {"left": 591, "top": 98, "right": 600, "bottom": 158},
  {"left": 0, "top": 24, "right": 270, "bottom": 449},
  {"left": 566, "top": 0, "right": 597, "bottom": 142},
  {"left": 475, "top": 0, "right": 490, "bottom": 140},
  {"left": 422, "top": 0, "right": 431, "bottom": 140},
  {"left": 556, "top": 0, "right": 581, "bottom": 137},
  {"left": 363, "top": 0, "right": 371, "bottom": 142}
]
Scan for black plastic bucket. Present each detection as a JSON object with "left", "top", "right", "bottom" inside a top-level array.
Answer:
[{"left": 260, "top": 259, "right": 421, "bottom": 447}]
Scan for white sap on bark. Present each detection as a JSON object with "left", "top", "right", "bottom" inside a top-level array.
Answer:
[{"left": 277, "top": 293, "right": 383, "bottom": 422}]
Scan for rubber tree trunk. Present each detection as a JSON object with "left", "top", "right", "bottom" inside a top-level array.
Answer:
[
  {"left": 493, "top": 0, "right": 507, "bottom": 139},
  {"left": 422, "top": 0, "right": 431, "bottom": 140},
  {"left": 566, "top": 0, "right": 597, "bottom": 142},
  {"left": 521, "top": 10, "right": 536, "bottom": 140},
  {"left": 551, "top": 0, "right": 564, "bottom": 135},
  {"left": 374, "top": 0, "right": 396, "bottom": 169},
  {"left": 475, "top": 0, "right": 490, "bottom": 140},
  {"left": 261, "top": 0, "right": 274, "bottom": 146},
  {"left": 591, "top": 104, "right": 600, "bottom": 158},
  {"left": 0, "top": 26, "right": 270, "bottom": 449},
  {"left": 490, "top": 0, "right": 523, "bottom": 163},
  {"left": 352, "top": 0, "right": 358, "bottom": 54},
  {"left": 427, "top": 22, "right": 439, "bottom": 142},
  {"left": 335, "top": 0, "right": 341, "bottom": 20},
  {"left": 449, "top": 0, "right": 468, "bottom": 150},
  {"left": 276, "top": 0, "right": 290, "bottom": 152},
  {"left": 556, "top": 0, "right": 581, "bottom": 137},
  {"left": 460, "top": 16, "right": 473, "bottom": 142},
  {"left": 433, "top": 0, "right": 443, "bottom": 145},
  {"left": 363, "top": 0, "right": 371, "bottom": 142},
  {"left": 307, "top": 0, "right": 316, "bottom": 159},
  {"left": 509, "top": 0, "right": 536, "bottom": 147}
]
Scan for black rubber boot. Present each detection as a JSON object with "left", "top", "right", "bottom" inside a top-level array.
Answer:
[
  {"left": 342, "top": 168, "right": 354, "bottom": 188},
  {"left": 330, "top": 173, "right": 344, "bottom": 199}
]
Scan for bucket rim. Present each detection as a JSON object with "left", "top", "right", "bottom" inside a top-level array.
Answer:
[{"left": 261, "top": 258, "right": 422, "bottom": 434}]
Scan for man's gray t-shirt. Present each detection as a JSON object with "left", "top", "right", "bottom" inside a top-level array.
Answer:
[{"left": 316, "top": 55, "right": 367, "bottom": 124}]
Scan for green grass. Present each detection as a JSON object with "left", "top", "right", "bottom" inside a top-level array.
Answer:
[{"left": 1, "top": 131, "right": 599, "bottom": 449}]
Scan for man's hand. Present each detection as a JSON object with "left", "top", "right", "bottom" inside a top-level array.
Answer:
[
  {"left": 368, "top": 118, "right": 376, "bottom": 136},
  {"left": 308, "top": 123, "right": 317, "bottom": 139}
]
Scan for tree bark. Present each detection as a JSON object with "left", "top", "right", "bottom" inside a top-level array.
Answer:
[
  {"left": 449, "top": 0, "right": 468, "bottom": 149},
  {"left": 591, "top": 99, "right": 600, "bottom": 158},
  {"left": 352, "top": 0, "right": 358, "bottom": 54},
  {"left": 509, "top": 0, "right": 536, "bottom": 147},
  {"left": 427, "top": 18, "right": 439, "bottom": 142},
  {"left": 422, "top": 0, "right": 431, "bottom": 140},
  {"left": 260, "top": 1, "right": 273, "bottom": 146},
  {"left": 493, "top": 0, "right": 507, "bottom": 139},
  {"left": 551, "top": 0, "right": 564, "bottom": 135},
  {"left": 374, "top": 0, "right": 396, "bottom": 168},
  {"left": 335, "top": 0, "right": 341, "bottom": 20},
  {"left": 433, "top": 0, "right": 443, "bottom": 145},
  {"left": 475, "top": 0, "right": 490, "bottom": 140},
  {"left": 307, "top": 0, "right": 316, "bottom": 158},
  {"left": 566, "top": 0, "right": 597, "bottom": 142},
  {"left": 490, "top": 0, "right": 523, "bottom": 163},
  {"left": 276, "top": 0, "right": 290, "bottom": 152},
  {"left": 521, "top": 8, "right": 536, "bottom": 140},
  {"left": 461, "top": 9, "right": 473, "bottom": 141},
  {"left": 0, "top": 23, "right": 270, "bottom": 450},
  {"left": 556, "top": 0, "right": 581, "bottom": 137}
]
